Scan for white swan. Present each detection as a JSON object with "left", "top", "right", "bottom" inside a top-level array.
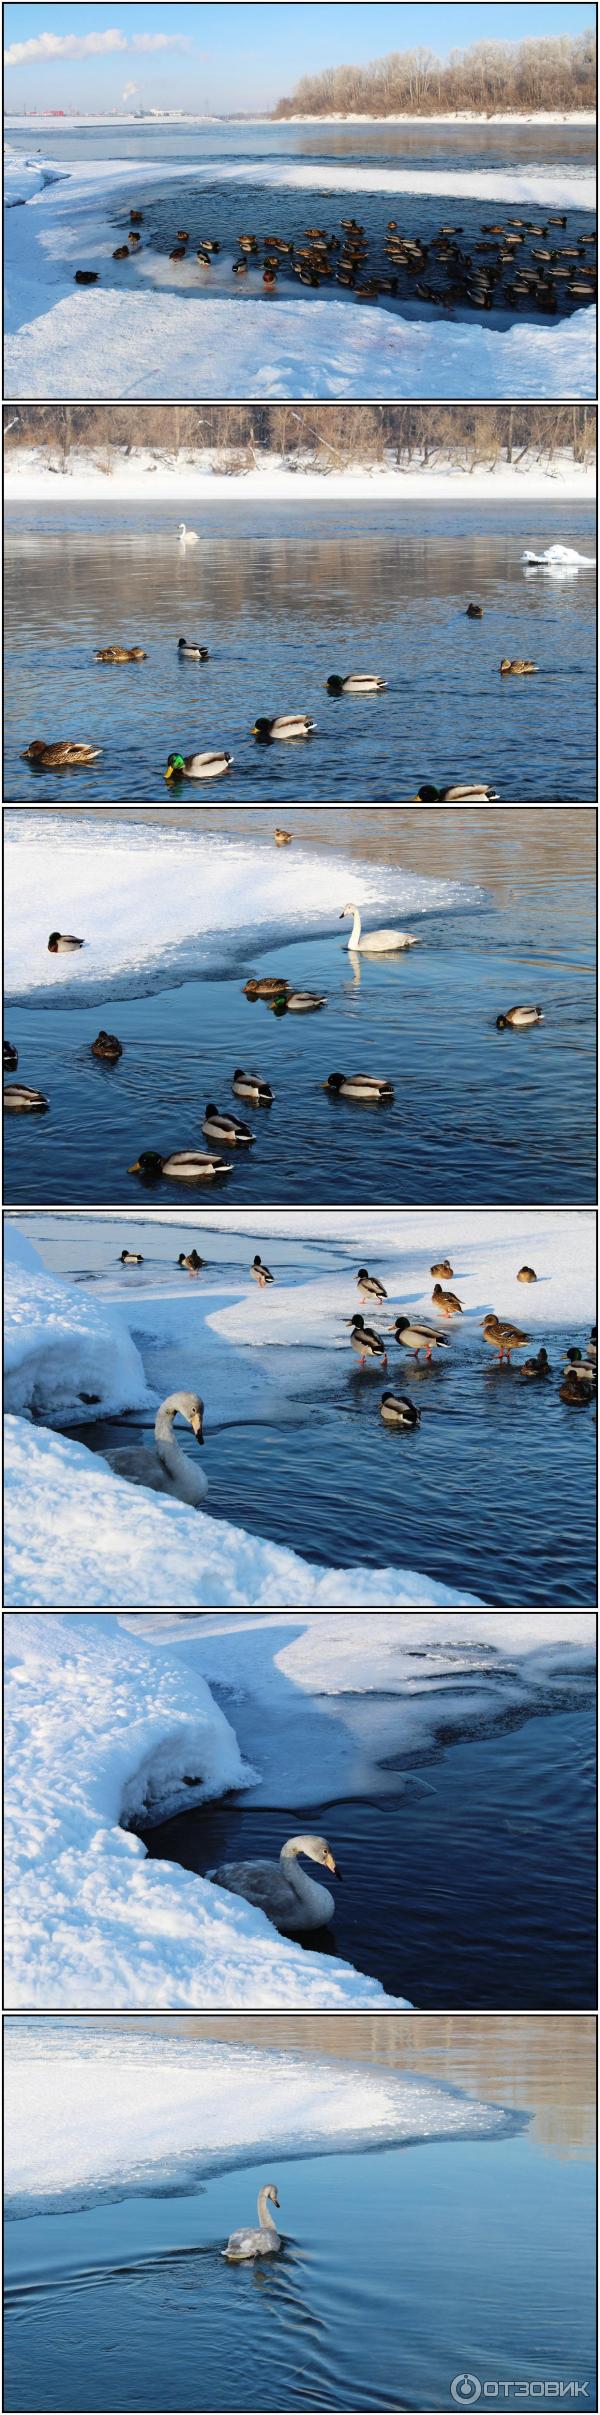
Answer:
[
  {"left": 340, "top": 901, "right": 418, "bottom": 955},
  {"left": 207, "top": 1833, "right": 341, "bottom": 1932},
  {"left": 177, "top": 522, "right": 199, "bottom": 545},
  {"left": 522, "top": 544, "right": 596, "bottom": 569},
  {"left": 222, "top": 2185, "right": 282, "bottom": 2261},
  {"left": 105, "top": 1391, "right": 208, "bottom": 1506}
]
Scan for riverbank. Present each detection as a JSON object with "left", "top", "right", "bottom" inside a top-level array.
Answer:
[{"left": 5, "top": 446, "right": 596, "bottom": 502}]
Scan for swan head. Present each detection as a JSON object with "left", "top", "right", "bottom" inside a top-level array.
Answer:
[
  {"left": 264, "top": 2184, "right": 280, "bottom": 2210},
  {"left": 285, "top": 1833, "right": 342, "bottom": 1878},
  {"left": 339, "top": 902, "right": 357, "bottom": 920},
  {"left": 157, "top": 1391, "right": 205, "bottom": 1444}
]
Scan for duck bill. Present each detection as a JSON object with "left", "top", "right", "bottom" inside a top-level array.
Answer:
[
  {"left": 164, "top": 765, "right": 175, "bottom": 782},
  {"left": 128, "top": 1160, "right": 141, "bottom": 1174}
]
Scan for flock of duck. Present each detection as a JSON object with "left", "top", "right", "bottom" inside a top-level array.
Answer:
[
  {"left": 2, "top": 904, "right": 547, "bottom": 1148},
  {"left": 19, "top": 630, "right": 506, "bottom": 790},
  {"left": 70, "top": 199, "right": 597, "bottom": 322}
]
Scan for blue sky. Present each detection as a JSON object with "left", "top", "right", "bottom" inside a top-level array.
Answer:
[{"left": 4, "top": 3, "right": 595, "bottom": 113}]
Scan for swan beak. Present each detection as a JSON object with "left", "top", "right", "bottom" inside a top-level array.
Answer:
[
  {"left": 273, "top": 2190, "right": 280, "bottom": 2208},
  {"left": 192, "top": 1413, "right": 204, "bottom": 1445},
  {"left": 333, "top": 1861, "right": 343, "bottom": 1880}
]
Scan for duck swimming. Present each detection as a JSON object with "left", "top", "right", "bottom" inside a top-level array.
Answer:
[
  {"left": 500, "top": 658, "right": 538, "bottom": 675},
  {"left": 178, "top": 1248, "right": 205, "bottom": 1274},
  {"left": 496, "top": 1005, "right": 543, "bottom": 1029},
  {"left": 274, "top": 828, "right": 292, "bottom": 844},
  {"left": 340, "top": 903, "right": 418, "bottom": 955},
  {"left": 521, "top": 1347, "right": 551, "bottom": 1380},
  {"left": 22, "top": 741, "right": 102, "bottom": 768},
  {"left": 391, "top": 1317, "right": 449, "bottom": 1361},
  {"left": 357, "top": 1267, "right": 387, "bottom": 1303},
  {"left": 128, "top": 1150, "right": 232, "bottom": 1182},
  {"left": 466, "top": 603, "right": 483, "bottom": 617},
  {"left": 92, "top": 1030, "right": 122, "bottom": 1060},
  {"left": 95, "top": 646, "right": 146, "bottom": 662},
  {"left": 326, "top": 673, "right": 387, "bottom": 694},
  {"left": 4, "top": 1041, "right": 19, "bottom": 1071},
  {"left": 222, "top": 2186, "right": 282, "bottom": 2263},
  {"left": 48, "top": 932, "right": 84, "bottom": 953},
  {"left": 252, "top": 715, "right": 315, "bottom": 740},
  {"left": 232, "top": 1070, "right": 273, "bottom": 1104},
  {"left": 4, "top": 1084, "right": 49, "bottom": 1112},
  {"left": 203, "top": 1104, "right": 255, "bottom": 1146},
  {"left": 251, "top": 1253, "right": 274, "bottom": 1286},
  {"left": 414, "top": 783, "right": 498, "bottom": 801},
  {"left": 347, "top": 1314, "right": 388, "bottom": 1369},
  {"left": 244, "top": 977, "right": 288, "bottom": 1000},
  {"left": 208, "top": 1835, "right": 340, "bottom": 1933},
  {"left": 165, "top": 751, "right": 232, "bottom": 781},
  {"left": 325, "top": 1072, "right": 394, "bottom": 1100},
  {"left": 283, "top": 991, "right": 327, "bottom": 1012},
  {"left": 120, "top": 1248, "right": 143, "bottom": 1264},
  {"left": 177, "top": 638, "right": 210, "bottom": 660},
  {"left": 380, "top": 1391, "right": 421, "bottom": 1427}
]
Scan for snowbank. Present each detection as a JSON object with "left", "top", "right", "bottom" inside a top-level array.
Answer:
[
  {"left": 4, "top": 148, "right": 595, "bottom": 398},
  {"left": 120, "top": 1609, "right": 596, "bottom": 1810},
  {"left": 3, "top": 1612, "right": 411, "bottom": 2009},
  {"left": 5, "top": 446, "right": 596, "bottom": 504},
  {"left": 4, "top": 2023, "right": 517, "bottom": 2220},
  {"left": 4, "top": 1222, "right": 152, "bottom": 1425},
  {"left": 4, "top": 1417, "right": 481, "bottom": 1609},
  {"left": 4, "top": 815, "right": 475, "bottom": 1006}
]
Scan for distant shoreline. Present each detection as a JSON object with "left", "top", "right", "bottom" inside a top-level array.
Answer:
[
  {"left": 4, "top": 109, "right": 596, "bottom": 129},
  {"left": 6, "top": 453, "right": 595, "bottom": 505}
]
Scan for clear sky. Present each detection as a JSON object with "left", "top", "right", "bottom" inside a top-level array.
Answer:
[{"left": 4, "top": 2, "right": 596, "bottom": 114}]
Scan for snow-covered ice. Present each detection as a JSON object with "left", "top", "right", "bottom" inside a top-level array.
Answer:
[
  {"left": 4, "top": 814, "right": 476, "bottom": 1006},
  {"left": 3, "top": 1612, "right": 413, "bottom": 2009},
  {"left": 4, "top": 1224, "right": 152, "bottom": 1424},
  {"left": 4, "top": 2022, "right": 518, "bottom": 2220},
  {"left": 4, "top": 148, "right": 595, "bottom": 398},
  {"left": 6, "top": 445, "right": 596, "bottom": 504}
]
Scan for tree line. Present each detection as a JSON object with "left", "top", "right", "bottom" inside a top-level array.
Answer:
[
  {"left": 4, "top": 404, "right": 596, "bottom": 471},
  {"left": 273, "top": 31, "right": 596, "bottom": 118}
]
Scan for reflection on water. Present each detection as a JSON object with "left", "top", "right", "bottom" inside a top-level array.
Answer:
[
  {"left": 6, "top": 121, "right": 596, "bottom": 166},
  {"left": 4, "top": 503, "right": 596, "bottom": 801}
]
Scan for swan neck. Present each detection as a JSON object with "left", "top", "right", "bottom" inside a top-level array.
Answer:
[
  {"left": 350, "top": 906, "right": 361, "bottom": 948},
  {"left": 257, "top": 2189, "right": 278, "bottom": 2231},
  {"left": 280, "top": 1840, "right": 318, "bottom": 1903}
]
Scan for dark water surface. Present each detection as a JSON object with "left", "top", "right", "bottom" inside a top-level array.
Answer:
[
  {"left": 142, "top": 1703, "right": 596, "bottom": 2009},
  {"left": 7, "top": 120, "right": 595, "bottom": 166},
  {"left": 4, "top": 2128, "right": 595, "bottom": 2413},
  {"left": 5, "top": 503, "right": 596, "bottom": 802}
]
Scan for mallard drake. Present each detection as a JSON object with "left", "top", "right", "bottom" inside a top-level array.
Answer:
[
  {"left": 283, "top": 991, "right": 326, "bottom": 1012},
  {"left": 431, "top": 1283, "right": 463, "bottom": 1314},
  {"left": 324, "top": 1072, "right": 394, "bottom": 1101},
  {"left": 244, "top": 977, "right": 288, "bottom": 1000},
  {"left": 92, "top": 1030, "right": 122, "bottom": 1060},
  {"left": 326, "top": 674, "right": 387, "bottom": 694},
  {"left": 496, "top": 1005, "right": 543, "bottom": 1029},
  {"left": 414, "top": 782, "right": 498, "bottom": 801},
  {"left": 120, "top": 1248, "right": 143, "bottom": 1264},
  {"left": 165, "top": 751, "right": 232, "bottom": 781},
  {"left": 357, "top": 1267, "right": 387, "bottom": 1303},
  {"left": 563, "top": 1349, "right": 596, "bottom": 1384},
  {"left": 431, "top": 1259, "right": 454, "bottom": 1278},
  {"left": 481, "top": 1314, "right": 529, "bottom": 1362},
  {"left": 4, "top": 1083, "right": 49, "bottom": 1112},
  {"left": 95, "top": 646, "right": 146, "bottom": 662},
  {"left": 232, "top": 1070, "right": 273, "bottom": 1104},
  {"left": 391, "top": 1317, "right": 449, "bottom": 1361},
  {"left": 251, "top": 1254, "right": 274, "bottom": 1286},
  {"left": 22, "top": 741, "right": 102, "bottom": 768},
  {"left": 380, "top": 1392, "right": 420, "bottom": 1427},
  {"left": 177, "top": 639, "right": 209, "bottom": 661},
  {"left": 128, "top": 1150, "right": 232, "bottom": 1182},
  {"left": 274, "top": 828, "right": 292, "bottom": 844},
  {"left": 232, "top": 259, "right": 248, "bottom": 275},
  {"left": 499, "top": 659, "right": 538, "bottom": 674},
  {"left": 48, "top": 931, "right": 84, "bottom": 953},
  {"left": 4, "top": 1042, "right": 18, "bottom": 1070},
  {"left": 178, "top": 1248, "right": 205, "bottom": 1274},
  {"left": 203, "top": 1104, "right": 255, "bottom": 1147},
  {"left": 517, "top": 1266, "right": 537, "bottom": 1282},
  {"left": 347, "top": 1314, "right": 388, "bottom": 1369},
  {"left": 252, "top": 715, "right": 315, "bottom": 740},
  {"left": 340, "top": 904, "right": 418, "bottom": 954},
  {"left": 521, "top": 1348, "right": 551, "bottom": 1380},
  {"left": 466, "top": 603, "right": 483, "bottom": 617}
]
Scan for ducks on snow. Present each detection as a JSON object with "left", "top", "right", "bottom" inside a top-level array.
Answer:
[
  {"left": 347, "top": 1314, "right": 388, "bottom": 1369},
  {"left": 251, "top": 1254, "right": 274, "bottom": 1286},
  {"left": 390, "top": 1318, "right": 449, "bottom": 1361},
  {"left": 48, "top": 931, "right": 84, "bottom": 953}
]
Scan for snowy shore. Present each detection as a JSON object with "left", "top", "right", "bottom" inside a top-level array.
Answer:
[
  {"left": 4, "top": 1608, "right": 594, "bottom": 2010},
  {"left": 6, "top": 445, "right": 596, "bottom": 504},
  {"left": 4, "top": 144, "right": 595, "bottom": 399}
]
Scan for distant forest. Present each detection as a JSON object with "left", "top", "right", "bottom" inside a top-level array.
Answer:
[
  {"left": 4, "top": 406, "right": 596, "bottom": 472},
  {"left": 273, "top": 32, "right": 596, "bottom": 118}
]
